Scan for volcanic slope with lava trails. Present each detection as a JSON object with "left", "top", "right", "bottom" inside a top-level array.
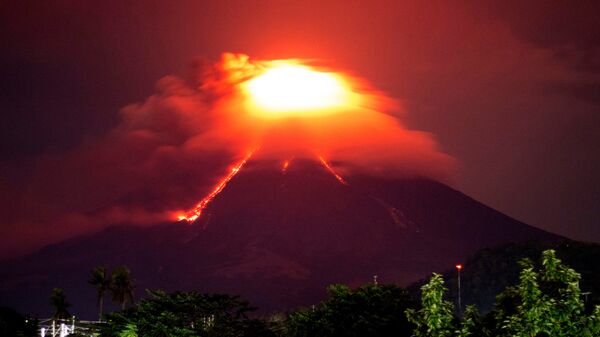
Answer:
[
  {"left": 0, "top": 157, "right": 562, "bottom": 317},
  {"left": 158, "top": 156, "right": 560, "bottom": 311}
]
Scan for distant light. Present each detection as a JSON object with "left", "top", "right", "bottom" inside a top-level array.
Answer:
[{"left": 455, "top": 264, "right": 463, "bottom": 270}]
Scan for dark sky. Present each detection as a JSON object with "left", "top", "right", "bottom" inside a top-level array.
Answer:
[{"left": 1, "top": 0, "right": 599, "bottom": 256}]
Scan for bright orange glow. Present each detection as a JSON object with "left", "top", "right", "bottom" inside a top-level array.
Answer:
[
  {"left": 319, "top": 156, "right": 348, "bottom": 185},
  {"left": 282, "top": 160, "right": 290, "bottom": 173},
  {"left": 243, "top": 62, "right": 352, "bottom": 118},
  {"left": 456, "top": 264, "right": 463, "bottom": 270},
  {"left": 177, "top": 151, "right": 254, "bottom": 222}
]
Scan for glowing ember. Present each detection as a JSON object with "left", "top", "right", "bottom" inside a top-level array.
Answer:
[
  {"left": 318, "top": 156, "right": 348, "bottom": 185},
  {"left": 243, "top": 62, "right": 352, "bottom": 118},
  {"left": 177, "top": 151, "right": 254, "bottom": 222},
  {"left": 282, "top": 160, "right": 290, "bottom": 173}
]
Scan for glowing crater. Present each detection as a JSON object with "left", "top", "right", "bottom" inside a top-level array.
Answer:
[{"left": 244, "top": 63, "right": 351, "bottom": 118}]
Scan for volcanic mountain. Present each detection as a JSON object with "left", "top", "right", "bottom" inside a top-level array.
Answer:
[{"left": 0, "top": 158, "right": 562, "bottom": 318}]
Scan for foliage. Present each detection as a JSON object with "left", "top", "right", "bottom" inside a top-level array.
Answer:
[
  {"left": 287, "top": 283, "right": 415, "bottom": 337},
  {"left": 0, "top": 307, "right": 38, "bottom": 337},
  {"left": 497, "top": 249, "right": 600, "bottom": 337},
  {"left": 407, "top": 249, "right": 600, "bottom": 337},
  {"left": 100, "top": 290, "right": 275, "bottom": 337},
  {"left": 89, "top": 266, "right": 111, "bottom": 321},
  {"left": 456, "top": 305, "right": 489, "bottom": 337},
  {"left": 406, "top": 273, "right": 455, "bottom": 337},
  {"left": 50, "top": 287, "right": 71, "bottom": 320},
  {"left": 110, "top": 266, "right": 134, "bottom": 310},
  {"left": 415, "top": 241, "right": 600, "bottom": 313},
  {"left": 118, "top": 323, "right": 138, "bottom": 337}
]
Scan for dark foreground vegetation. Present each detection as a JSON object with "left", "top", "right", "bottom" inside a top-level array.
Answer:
[
  {"left": 2, "top": 246, "right": 600, "bottom": 336},
  {"left": 411, "top": 240, "right": 600, "bottom": 313}
]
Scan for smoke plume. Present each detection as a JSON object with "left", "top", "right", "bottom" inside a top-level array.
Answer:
[{"left": 0, "top": 53, "right": 455, "bottom": 258}]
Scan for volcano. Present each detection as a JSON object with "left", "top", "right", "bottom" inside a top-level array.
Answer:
[{"left": 0, "top": 158, "right": 562, "bottom": 318}]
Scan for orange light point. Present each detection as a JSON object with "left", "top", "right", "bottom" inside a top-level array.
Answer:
[{"left": 282, "top": 160, "right": 290, "bottom": 173}]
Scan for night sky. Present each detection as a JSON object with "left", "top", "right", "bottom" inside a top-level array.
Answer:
[{"left": 1, "top": 1, "right": 599, "bottom": 257}]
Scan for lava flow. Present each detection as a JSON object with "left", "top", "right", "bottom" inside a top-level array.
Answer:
[
  {"left": 318, "top": 156, "right": 348, "bottom": 185},
  {"left": 177, "top": 151, "right": 254, "bottom": 222},
  {"left": 282, "top": 160, "right": 290, "bottom": 173}
]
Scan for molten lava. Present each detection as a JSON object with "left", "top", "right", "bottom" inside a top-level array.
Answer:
[
  {"left": 177, "top": 151, "right": 254, "bottom": 222},
  {"left": 167, "top": 54, "right": 453, "bottom": 226},
  {"left": 318, "top": 156, "right": 348, "bottom": 185},
  {"left": 243, "top": 62, "right": 353, "bottom": 118},
  {"left": 282, "top": 160, "right": 290, "bottom": 173}
]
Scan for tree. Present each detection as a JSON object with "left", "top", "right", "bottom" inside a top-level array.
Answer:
[
  {"left": 89, "top": 266, "right": 111, "bottom": 321},
  {"left": 110, "top": 266, "right": 134, "bottom": 310},
  {"left": 499, "top": 249, "right": 600, "bottom": 337},
  {"left": 100, "top": 290, "right": 275, "bottom": 337},
  {"left": 406, "top": 273, "right": 455, "bottom": 337},
  {"left": 0, "top": 306, "right": 38, "bottom": 337},
  {"left": 287, "top": 283, "right": 416, "bottom": 337},
  {"left": 456, "top": 305, "right": 488, "bottom": 337},
  {"left": 407, "top": 249, "right": 600, "bottom": 337},
  {"left": 118, "top": 323, "right": 138, "bottom": 337},
  {"left": 50, "top": 288, "right": 71, "bottom": 320}
]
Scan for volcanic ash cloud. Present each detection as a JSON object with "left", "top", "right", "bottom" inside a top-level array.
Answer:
[{"left": 0, "top": 53, "right": 456, "bottom": 257}]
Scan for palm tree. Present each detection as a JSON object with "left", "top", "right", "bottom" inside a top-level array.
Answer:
[
  {"left": 110, "top": 266, "right": 134, "bottom": 310},
  {"left": 88, "top": 266, "right": 111, "bottom": 321},
  {"left": 50, "top": 288, "right": 70, "bottom": 320}
]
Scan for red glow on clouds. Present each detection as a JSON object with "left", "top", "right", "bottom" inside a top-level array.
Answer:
[
  {"left": 166, "top": 54, "right": 454, "bottom": 222},
  {"left": 166, "top": 54, "right": 451, "bottom": 222},
  {"left": 243, "top": 62, "right": 353, "bottom": 117},
  {"left": 0, "top": 52, "right": 456, "bottom": 257},
  {"left": 218, "top": 53, "right": 456, "bottom": 178}
]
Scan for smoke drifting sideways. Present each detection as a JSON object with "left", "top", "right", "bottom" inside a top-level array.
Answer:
[{"left": 0, "top": 53, "right": 455, "bottom": 258}]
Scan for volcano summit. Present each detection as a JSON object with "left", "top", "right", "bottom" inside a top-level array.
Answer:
[
  {"left": 0, "top": 54, "right": 564, "bottom": 318},
  {"left": 0, "top": 155, "right": 561, "bottom": 318}
]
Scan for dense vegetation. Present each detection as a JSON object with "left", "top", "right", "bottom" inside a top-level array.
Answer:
[
  {"left": 286, "top": 283, "right": 415, "bottom": 337},
  {"left": 416, "top": 241, "right": 600, "bottom": 313},
  {"left": 4, "top": 243, "right": 600, "bottom": 336},
  {"left": 100, "top": 290, "right": 275, "bottom": 337},
  {"left": 0, "top": 307, "right": 38, "bottom": 337},
  {"left": 93, "top": 249, "right": 600, "bottom": 336},
  {"left": 408, "top": 250, "right": 600, "bottom": 337}
]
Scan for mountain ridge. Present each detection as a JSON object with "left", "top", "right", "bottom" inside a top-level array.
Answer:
[{"left": 0, "top": 158, "right": 563, "bottom": 318}]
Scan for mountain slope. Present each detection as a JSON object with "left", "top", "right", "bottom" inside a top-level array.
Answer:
[{"left": 0, "top": 159, "right": 563, "bottom": 318}]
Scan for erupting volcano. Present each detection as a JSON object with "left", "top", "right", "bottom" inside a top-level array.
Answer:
[
  {"left": 0, "top": 54, "right": 563, "bottom": 318},
  {"left": 171, "top": 54, "right": 452, "bottom": 225}
]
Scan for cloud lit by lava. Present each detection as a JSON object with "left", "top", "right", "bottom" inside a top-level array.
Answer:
[
  {"left": 0, "top": 53, "right": 455, "bottom": 257},
  {"left": 199, "top": 53, "right": 456, "bottom": 176}
]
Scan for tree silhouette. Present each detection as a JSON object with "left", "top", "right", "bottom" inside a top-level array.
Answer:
[
  {"left": 89, "top": 266, "right": 111, "bottom": 321},
  {"left": 110, "top": 266, "right": 134, "bottom": 310},
  {"left": 49, "top": 288, "right": 70, "bottom": 320},
  {"left": 100, "top": 290, "right": 271, "bottom": 337},
  {"left": 406, "top": 273, "right": 455, "bottom": 337},
  {"left": 500, "top": 250, "right": 600, "bottom": 336},
  {"left": 288, "top": 283, "right": 415, "bottom": 337},
  {"left": 407, "top": 250, "right": 600, "bottom": 337}
]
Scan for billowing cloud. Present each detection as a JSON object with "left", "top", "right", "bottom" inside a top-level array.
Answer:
[{"left": 0, "top": 53, "right": 454, "bottom": 258}]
